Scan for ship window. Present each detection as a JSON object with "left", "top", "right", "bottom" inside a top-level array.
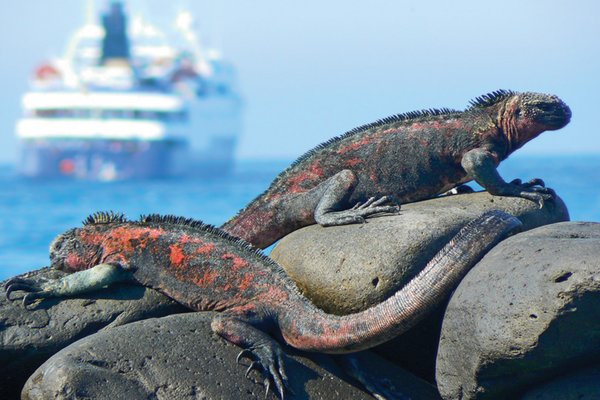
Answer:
[{"left": 74, "top": 109, "right": 91, "bottom": 118}]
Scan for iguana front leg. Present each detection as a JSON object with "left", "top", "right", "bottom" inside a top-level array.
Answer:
[
  {"left": 314, "top": 169, "right": 400, "bottom": 226},
  {"left": 461, "top": 148, "right": 554, "bottom": 207},
  {"left": 5, "top": 263, "right": 132, "bottom": 308}
]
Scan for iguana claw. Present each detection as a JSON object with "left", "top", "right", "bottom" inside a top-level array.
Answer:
[
  {"left": 318, "top": 195, "right": 400, "bottom": 227},
  {"left": 507, "top": 177, "right": 555, "bottom": 208},
  {"left": 5, "top": 277, "right": 42, "bottom": 302},
  {"left": 236, "top": 344, "right": 289, "bottom": 399}
]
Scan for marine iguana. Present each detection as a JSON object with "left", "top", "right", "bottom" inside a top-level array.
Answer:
[
  {"left": 221, "top": 90, "right": 570, "bottom": 248},
  {"left": 6, "top": 210, "right": 520, "bottom": 398}
]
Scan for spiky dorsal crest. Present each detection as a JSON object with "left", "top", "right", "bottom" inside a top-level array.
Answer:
[
  {"left": 83, "top": 211, "right": 128, "bottom": 226},
  {"left": 139, "top": 214, "right": 260, "bottom": 253},
  {"left": 139, "top": 214, "right": 215, "bottom": 231},
  {"left": 468, "top": 89, "right": 516, "bottom": 109},
  {"left": 288, "top": 107, "right": 460, "bottom": 170}
]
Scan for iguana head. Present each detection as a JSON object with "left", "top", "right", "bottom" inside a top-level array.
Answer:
[
  {"left": 471, "top": 90, "right": 571, "bottom": 153},
  {"left": 49, "top": 212, "right": 127, "bottom": 272},
  {"left": 49, "top": 228, "right": 103, "bottom": 272}
]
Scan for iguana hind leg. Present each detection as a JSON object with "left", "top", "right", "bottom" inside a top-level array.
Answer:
[
  {"left": 211, "top": 312, "right": 290, "bottom": 399},
  {"left": 5, "top": 263, "right": 132, "bottom": 308},
  {"left": 314, "top": 169, "right": 400, "bottom": 226}
]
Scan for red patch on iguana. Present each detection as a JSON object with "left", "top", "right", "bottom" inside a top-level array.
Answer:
[
  {"left": 286, "top": 160, "right": 324, "bottom": 194},
  {"left": 170, "top": 245, "right": 186, "bottom": 266},
  {"left": 195, "top": 269, "right": 219, "bottom": 287},
  {"left": 337, "top": 136, "right": 374, "bottom": 155},
  {"left": 97, "top": 226, "right": 164, "bottom": 264},
  {"left": 346, "top": 157, "right": 362, "bottom": 167},
  {"left": 221, "top": 253, "right": 249, "bottom": 271},
  {"left": 238, "top": 274, "right": 254, "bottom": 291},
  {"left": 196, "top": 243, "right": 216, "bottom": 255}
]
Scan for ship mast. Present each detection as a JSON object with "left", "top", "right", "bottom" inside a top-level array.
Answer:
[{"left": 85, "top": 0, "right": 96, "bottom": 25}]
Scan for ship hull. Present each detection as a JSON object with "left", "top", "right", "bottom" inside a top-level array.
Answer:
[{"left": 18, "top": 138, "right": 188, "bottom": 180}]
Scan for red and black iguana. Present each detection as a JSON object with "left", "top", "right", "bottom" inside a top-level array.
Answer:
[
  {"left": 6, "top": 210, "right": 520, "bottom": 398},
  {"left": 221, "top": 90, "right": 571, "bottom": 248}
]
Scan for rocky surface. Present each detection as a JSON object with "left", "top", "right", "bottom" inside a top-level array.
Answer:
[
  {"left": 271, "top": 192, "right": 568, "bottom": 315},
  {"left": 436, "top": 221, "right": 600, "bottom": 399},
  {"left": 22, "top": 312, "right": 440, "bottom": 400},
  {"left": 520, "top": 364, "right": 600, "bottom": 400},
  {"left": 0, "top": 267, "right": 187, "bottom": 398},
  {"left": 0, "top": 191, "right": 577, "bottom": 398},
  {"left": 270, "top": 191, "right": 569, "bottom": 380}
]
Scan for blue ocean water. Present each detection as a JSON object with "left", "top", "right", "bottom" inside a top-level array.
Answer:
[{"left": 0, "top": 155, "right": 599, "bottom": 280}]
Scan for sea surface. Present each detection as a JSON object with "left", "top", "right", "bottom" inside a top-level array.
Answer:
[{"left": 1, "top": 155, "right": 599, "bottom": 280}]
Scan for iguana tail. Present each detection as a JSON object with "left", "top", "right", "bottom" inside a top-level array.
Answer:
[{"left": 278, "top": 209, "right": 521, "bottom": 353}]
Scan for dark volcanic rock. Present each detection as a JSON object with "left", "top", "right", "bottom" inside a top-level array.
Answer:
[
  {"left": 22, "top": 312, "right": 440, "bottom": 400},
  {"left": 436, "top": 222, "right": 600, "bottom": 399},
  {"left": 270, "top": 191, "right": 568, "bottom": 380},
  {"left": 0, "top": 267, "right": 187, "bottom": 398},
  {"left": 521, "top": 364, "right": 600, "bottom": 400}
]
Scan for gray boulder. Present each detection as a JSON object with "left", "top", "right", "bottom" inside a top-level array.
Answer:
[
  {"left": 22, "top": 312, "right": 440, "bottom": 400},
  {"left": 270, "top": 192, "right": 568, "bottom": 380},
  {"left": 436, "top": 222, "right": 600, "bottom": 399},
  {"left": 0, "top": 267, "right": 187, "bottom": 398}
]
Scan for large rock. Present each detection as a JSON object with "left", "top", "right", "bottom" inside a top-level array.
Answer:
[
  {"left": 271, "top": 192, "right": 568, "bottom": 315},
  {"left": 270, "top": 192, "right": 568, "bottom": 380},
  {"left": 22, "top": 312, "right": 440, "bottom": 400},
  {"left": 436, "top": 222, "right": 600, "bottom": 399},
  {"left": 0, "top": 267, "right": 187, "bottom": 398}
]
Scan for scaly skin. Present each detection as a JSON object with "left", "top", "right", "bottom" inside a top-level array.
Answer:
[
  {"left": 6, "top": 210, "right": 521, "bottom": 398},
  {"left": 221, "top": 90, "right": 571, "bottom": 248}
]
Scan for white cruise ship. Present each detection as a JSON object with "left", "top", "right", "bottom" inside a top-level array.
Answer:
[{"left": 16, "top": 1, "right": 242, "bottom": 180}]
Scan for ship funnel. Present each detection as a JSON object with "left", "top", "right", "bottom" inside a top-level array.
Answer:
[{"left": 100, "top": 1, "right": 130, "bottom": 65}]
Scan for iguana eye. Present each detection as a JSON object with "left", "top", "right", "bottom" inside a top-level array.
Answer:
[{"left": 515, "top": 108, "right": 522, "bottom": 117}]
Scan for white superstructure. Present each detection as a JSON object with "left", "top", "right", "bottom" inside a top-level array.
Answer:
[{"left": 16, "top": 2, "right": 242, "bottom": 180}]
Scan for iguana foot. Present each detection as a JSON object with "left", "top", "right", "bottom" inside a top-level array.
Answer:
[
  {"left": 5, "top": 277, "right": 52, "bottom": 309},
  {"left": 317, "top": 196, "right": 400, "bottom": 226},
  {"left": 237, "top": 344, "right": 290, "bottom": 399},
  {"left": 509, "top": 178, "right": 555, "bottom": 208}
]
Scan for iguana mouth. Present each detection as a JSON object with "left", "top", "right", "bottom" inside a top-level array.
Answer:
[{"left": 538, "top": 101, "right": 571, "bottom": 130}]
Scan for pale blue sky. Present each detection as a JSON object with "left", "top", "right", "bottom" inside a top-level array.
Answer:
[{"left": 0, "top": 0, "right": 598, "bottom": 163}]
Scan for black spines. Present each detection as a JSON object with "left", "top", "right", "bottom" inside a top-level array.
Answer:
[
  {"left": 289, "top": 107, "right": 460, "bottom": 170},
  {"left": 139, "top": 214, "right": 215, "bottom": 231},
  {"left": 139, "top": 213, "right": 261, "bottom": 256},
  {"left": 83, "top": 211, "right": 128, "bottom": 226},
  {"left": 468, "top": 89, "right": 516, "bottom": 109}
]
